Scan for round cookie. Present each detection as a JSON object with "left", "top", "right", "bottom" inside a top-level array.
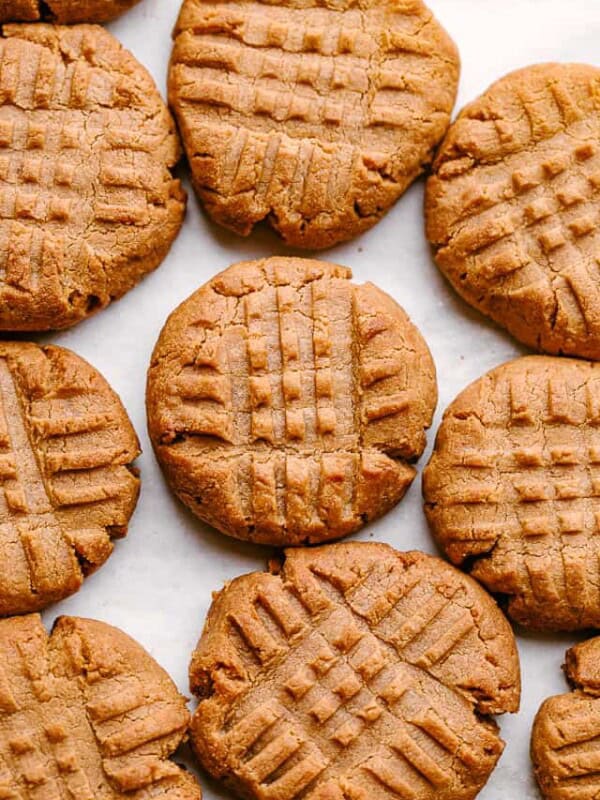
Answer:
[
  {"left": 0, "top": 341, "right": 140, "bottom": 616},
  {"left": 426, "top": 63, "right": 600, "bottom": 360},
  {"left": 423, "top": 355, "right": 600, "bottom": 631},
  {"left": 0, "top": 23, "right": 185, "bottom": 331},
  {"left": 0, "top": 0, "right": 141, "bottom": 23},
  {"left": 0, "top": 613, "right": 201, "bottom": 798},
  {"left": 147, "top": 257, "right": 437, "bottom": 545},
  {"left": 189, "top": 542, "right": 521, "bottom": 800},
  {"left": 169, "top": 0, "right": 459, "bottom": 249},
  {"left": 532, "top": 637, "right": 600, "bottom": 800}
]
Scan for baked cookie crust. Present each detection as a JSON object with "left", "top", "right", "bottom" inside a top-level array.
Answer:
[
  {"left": 424, "top": 355, "right": 600, "bottom": 630},
  {"left": 0, "top": 342, "right": 140, "bottom": 616},
  {"left": 427, "top": 63, "right": 600, "bottom": 360},
  {"left": 170, "top": 0, "right": 459, "bottom": 249},
  {"left": 0, "top": 613, "right": 201, "bottom": 798},
  {"left": 0, "top": 23, "right": 185, "bottom": 331},
  {"left": 532, "top": 637, "right": 600, "bottom": 800},
  {"left": 189, "top": 543, "right": 520, "bottom": 800},
  {"left": 147, "top": 257, "right": 437, "bottom": 545},
  {"left": 0, "top": 0, "right": 142, "bottom": 23}
]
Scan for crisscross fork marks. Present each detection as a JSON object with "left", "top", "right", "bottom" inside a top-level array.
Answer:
[
  {"left": 427, "top": 63, "right": 600, "bottom": 358},
  {"left": 0, "top": 614, "right": 199, "bottom": 798},
  {"left": 0, "top": 342, "right": 139, "bottom": 616},
  {"left": 437, "top": 130, "right": 600, "bottom": 335},
  {"left": 170, "top": 0, "right": 459, "bottom": 247},
  {"left": 147, "top": 258, "right": 436, "bottom": 544},
  {"left": 0, "top": 25, "right": 184, "bottom": 330},
  {"left": 190, "top": 545, "right": 520, "bottom": 800},
  {"left": 424, "top": 356, "right": 600, "bottom": 630},
  {"left": 532, "top": 637, "right": 600, "bottom": 799},
  {"left": 172, "top": 0, "right": 440, "bottom": 143},
  {"left": 534, "top": 700, "right": 600, "bottom": 798},
  {"left": 0, "top": 355, "right": 81, "bottom": 608}
]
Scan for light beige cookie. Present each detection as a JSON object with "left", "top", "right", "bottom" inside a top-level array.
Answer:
[
  {"left": 532, "top": 637, "right": 600, "bottom": 800},
  {"left": 0, "top": 341, "right": 140, "bottom": 616},
  {"left": 0, "top": 613, "right": 201, "bottom": 798},
  {"left": 0, "top": 0, "right": 141, "bottom": 23},
  {"left": 147, "top": 257, "right": 437, "bottom": 545},
  {"left": 0, "top": 23, "right": 185, "bottom": 331},
  {"left": 426, "top": 63, "right": 600, "bottom": 360},
  {"left": 423, "top": 355, "right": 600, "bottom": 631},
  {"left": 169, "top": 0, "right": 459, "bottom": 249},
  {"left": 189, "top": 543, "right": 521, "bottom": 800}
]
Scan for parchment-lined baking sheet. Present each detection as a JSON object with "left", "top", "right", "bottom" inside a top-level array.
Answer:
[{"left": 37, "top": 2, "right": 600, "bottom": 795}]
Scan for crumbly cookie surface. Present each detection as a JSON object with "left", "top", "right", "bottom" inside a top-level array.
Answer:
[
  {"left": 427, "top": 63, "right": 600, "bottom": 360},
  {"left": 0, "top": 342, "right": 140, "bottom": 616},
  {"left": 0, "top": 613, "right": 201, "bottom": 798},
  {"left": 532, "top": 637, "right": 600, "bottom": 800},
  {"left": 169, "top": 0, "right": 459, "bottom": 249},
  {"left": 424, "top": 355, "right": 600, "bottom": 631},
  {"left": 147, "top": 257, "right": 437, "bottom": 545},
  {"left": 0, "top": 0, "right": 141, "bottom": 23},
  {"left": 189, "top": 543, "right": 520, "bottom": 800},
  {"left": 0, "top": 23, "right": 185, "bottom": 331}
]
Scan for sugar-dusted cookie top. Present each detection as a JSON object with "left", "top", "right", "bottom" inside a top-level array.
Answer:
[{"left": 147, "top": 257, "right": 437, "bottom": 545}]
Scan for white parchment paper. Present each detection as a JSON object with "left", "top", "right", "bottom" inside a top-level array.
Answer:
[{"left": 37, "top": 2, "right": 600, "bottom": 796}]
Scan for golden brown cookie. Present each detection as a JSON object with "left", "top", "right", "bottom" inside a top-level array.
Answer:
[
  {"left": 189, "top": 543, "right": 520, "bottom": 800},
  {"left": 0, "top": 0, "right": 141, "bottom": 23},
  {"left": 0, "top": 341, "right": 140, "bottom": 616},
  {"left": 426, "top": 63, "right": 600, "bottom": 360},
  {"left": 0, "top": 23, "right": 185, "bottom": 331},
  {"left": 0, "top": 613, "right": 201, "bottom": 798},
  {"left": 423, "top": 355, "right": 600, "bottom": 631},
  {"left": 169, "top": 0, "right": 459, "bottom": 249},
  {"left": 147, "top": 257, "right": 437, "bottom": 545},
  {"left": 532, "top": 637, "right": 600, "bottom": 800}
]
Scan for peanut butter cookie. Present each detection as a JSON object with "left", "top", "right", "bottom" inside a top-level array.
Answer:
[
  {"left": 0, "top": 613, "right": 201, "bottom": 798},
  {"left": 169, "top": 0, "right": 459, "bottom": 249},
  {"left": 0, "top": 0, "right": 141, "bottom": 23},
  {"left": 0, "top": 23, "right": 185, "bottom": 331},
  {"left": 189, "top": 543, "right": 520, "bottom": 800},
  {"left": 532, "top": 637, "right": 600, "bottom": 800},
  {"left": 0, "top": 341, "right": 140, "bottom": 616},
  {"left": 427, "top": 63, "right": 600, "bottom": 360},
  {"left": 147, "top": 257, "right": 437, "bottom": 545},
  {"left": 424, "top": 355, "right": 600, "bottom": 631}
]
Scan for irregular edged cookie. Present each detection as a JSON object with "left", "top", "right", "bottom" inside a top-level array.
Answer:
[
  {"left": 426, "top": 63, "right": 600, "bottom": 360},
  {"left": 0, "top": 342, "right": 140, "bottom": 616},
  {"left": 423, "top": 355, "right": 600, "bottom": 631},
  {"left": 189, "top": 543, "right": 520, "bottom": 800},
  {"left": 0, "top": 613, "right": 201, "bottom": 798},
  {"left": 147, "top": 257, "right": 437, "bottom": 545},
  {"left": 0, "top": 23, "right": 185, "bottom": 331},
  {"left": 169, "top": 0, "right": 459, "bottom": 249},
  {"left": 532, "top": 637, "right": 600, "bottom": 800},
  {"left": 0, "top": 0, "right": 141, "bottom": 23}
]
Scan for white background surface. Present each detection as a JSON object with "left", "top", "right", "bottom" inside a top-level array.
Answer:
[{"left": 33, "top": 1, "right": 600, "bottom": 796}]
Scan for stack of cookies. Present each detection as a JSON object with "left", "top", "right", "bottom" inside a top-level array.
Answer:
[{"left": 0, "top": 0, "right": 597, "bottom": 797}]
